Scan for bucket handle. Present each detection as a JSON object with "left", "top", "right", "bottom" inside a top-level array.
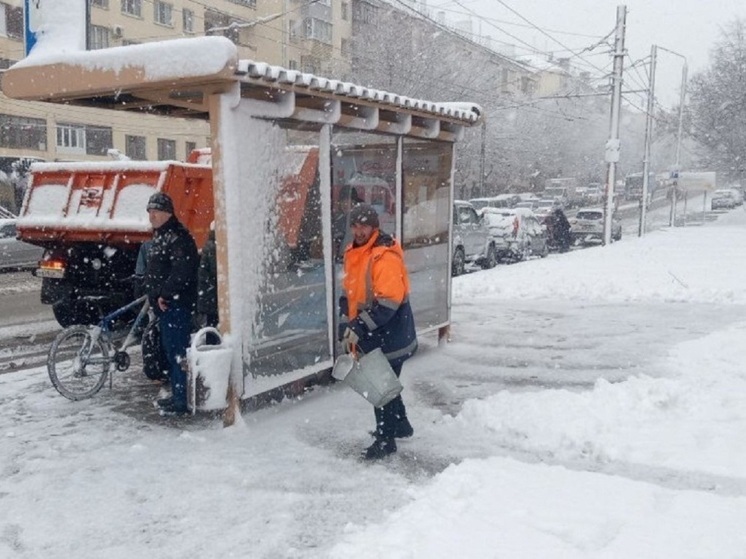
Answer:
[{"left": 191, "top": 326, "right": 223, "bottom": 352}]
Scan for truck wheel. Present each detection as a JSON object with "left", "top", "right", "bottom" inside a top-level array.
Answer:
[
  {"left": 452, "top": 248, "right": 466, "bottom": 277},
  {"left": 52, "top": 299, "right": 100, "bottom": 328}
]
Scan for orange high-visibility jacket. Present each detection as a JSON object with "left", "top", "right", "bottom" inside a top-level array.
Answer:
[{"left": 340, "top": 230, "right": 417, "bottom": 366}]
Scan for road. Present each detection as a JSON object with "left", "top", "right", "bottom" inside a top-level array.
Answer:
[
  {"left": 0, "top": 270, "right": 56, "bottom": 375},
  {"left": 0, "top": 193, "right": 721, "bottom": 377}
]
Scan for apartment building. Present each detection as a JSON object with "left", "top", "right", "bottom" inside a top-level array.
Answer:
[{"left": 0, "top": 0, "right": 352, "bottom": 163}]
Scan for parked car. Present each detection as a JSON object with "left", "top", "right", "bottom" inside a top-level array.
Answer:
[
  {"left": 469, "top": 193, "right": 519, "bottom": 213},
  {"left": 482, "top": 207, "right": 549, "bottom": 262},
  {"left": 711, "top": 188, "right": 740, "bottom": 210},
  {"left": 452, "top": 200, "right": 497, "bottom": 276},
  {"left": 534, "top": 198, "right": 563, "bottom": 222},
  {"left": 583, "top": 183, "right": 604, "bottom": 205},
  {"left": 569, "top": 208, "right": 622, "bottom": 245},
  {"left": 0, "top": 219, "right": 44, "bottom": 271}
]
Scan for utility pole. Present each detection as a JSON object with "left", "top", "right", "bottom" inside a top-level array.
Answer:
[
  {"left": 604, "top": 5, "right": 626, "bottom": 246},
  {"left": 479, "top": 119, "right": 486, "bottom": 197},
  {"left": 669, "top": 60, "right": 688, "bottom": 226},
  {"left": 639, "top": 44, "right": 657, "bottom": 237}
]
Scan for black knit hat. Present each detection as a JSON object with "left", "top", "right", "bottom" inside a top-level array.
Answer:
[
  {"left": 349, "top": 203, "right": 379, "bottom": 228},
  {"left": 146, "top": 192, "right": 174, "bottom": 214}
]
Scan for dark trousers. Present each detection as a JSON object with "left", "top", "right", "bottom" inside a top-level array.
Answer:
[
  {"left": 374, "top": 362, "right": 407, "bottom": 438},
  {"left": 159, "top": 305, "right": 192, "bottom": 408}
]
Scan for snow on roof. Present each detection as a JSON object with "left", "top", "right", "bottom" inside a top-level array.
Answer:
[
  {"left": 238, "top": 60, "right": 481, "bottom": 124},
  {"left": 3, "top": 36, "right": 481, "bottom": 130},
  {"left": 14, "top": 36, "right": 238, "bottom": 82},
  {"left": 29, "top": 161, "right": 208, "bottom": 174}
]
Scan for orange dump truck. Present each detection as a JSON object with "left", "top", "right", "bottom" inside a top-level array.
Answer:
[
  {"left": 17, "top": 148, "right": 321, "bottom": 327},
  {"left": 17, "top": 159, "right": 213, "bottom": 326}
]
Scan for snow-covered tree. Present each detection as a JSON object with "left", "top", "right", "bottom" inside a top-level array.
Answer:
[{"left": 689, "top": 19, "right": 746, "bottom": 180}]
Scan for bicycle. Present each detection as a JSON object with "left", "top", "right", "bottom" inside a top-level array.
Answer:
[{"left": 47, "top": 295, "right": 152, "bottom": 400}]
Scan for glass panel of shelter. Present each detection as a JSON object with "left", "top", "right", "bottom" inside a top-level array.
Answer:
[
  {"left": 402, "top": 139, "right": 452, "bottom": 330},
  {"left": 243, "top": 125, "right": 331, "bottom": 377},
  {"left": 240, "top": 121, "right": 453, "bottom": 379},
  {"left": 330, "top": 130, "right": 398, "bottom": 354}
]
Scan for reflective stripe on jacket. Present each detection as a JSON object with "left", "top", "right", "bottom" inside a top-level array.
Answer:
[{"left": 340, "top": 230, "right": 417, "bottom": 366}]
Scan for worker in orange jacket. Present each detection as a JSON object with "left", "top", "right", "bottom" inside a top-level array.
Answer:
[{"left": 339, "top": 203, "right": 418, "bottom": 459}]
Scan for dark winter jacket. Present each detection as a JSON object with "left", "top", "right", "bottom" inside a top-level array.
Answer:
[
  {"left": 339, "top": 229, "right": 418, "bottom": 368},
  {"left": 197, "top": 231, "right": 217, "bottom": 316},
  {"left": 143, "top": 216, "right": 199, "bottom": 312}
]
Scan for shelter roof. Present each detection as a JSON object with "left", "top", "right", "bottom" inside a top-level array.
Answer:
[{"left": 2, "top": 37, "right": 481, "bottom": 140}]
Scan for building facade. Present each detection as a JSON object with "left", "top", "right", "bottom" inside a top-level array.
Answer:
[{"left": 0, "top": 0, "right": 352, "bottom": 164}]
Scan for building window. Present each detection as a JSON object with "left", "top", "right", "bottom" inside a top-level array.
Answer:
[
  {"left": 3, "top": 4, "right": 22, "bottom": 39},
  {"left": 288, "top": 19, "right": 297, "bottom": 42},
  {"left": 183, "top": 9, "right": 194, "bottom": 33},
  {"left": 154, "top": 1, "right": 173, "bottom": 26},
  {"left": 0, "top": 114, "right": 47, "bottom": 150},
  {"left": 300, "top": 56, "right": 318, "bottom": 74},
  {"left": 185, "top": 141, "right": 196, "bottom": 160},
  {"left": 88, "top": 25, "right": 110, "bottom": 50},
  {"left": 125, "top": 135, "right": 146, "bottom": 160},
  {"left": 288, "top": 60, "right": 298, "bottom": 70},
  {"left": 205, "top": 10, "right": 247, "bottom": 45},
  {"left": 341, "top": 2, "right": 349, "bottom": 21},
  {"left": 121, "top": 0, "right": 141, "bottom": 17},
  {"left": 353, "top": 3, "right": 374, "bottom": 24},
  {"left": 157, "top": 138, "right": 176, "bottom": 161},
  {"left": 86, "top": 126, "right": 113, "bottom": 156},
  {"left": 91, "top": 0, "right": 109, "bottom": 8},
  {"left": 56, "top": 124, "right": 87, "bottom": 154},
  {"left": 0, "top": 4, "right": 7, "bottom": 37},
  {"left": 340, "top": 38, "right": 350, "bottom": 57},
  {"left": 303, "top": 18, "right": 332, "bottom": 44}
]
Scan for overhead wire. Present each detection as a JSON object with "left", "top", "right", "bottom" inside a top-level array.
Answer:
[{"left": 1, "top": 0, "right": 629, "bottom": 143}]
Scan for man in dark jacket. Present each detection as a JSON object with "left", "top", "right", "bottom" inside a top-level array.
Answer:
[
  {"left": 339, "top": 203, "right": 418, "bottom": 459},
  {"left": 197, "top": 225, "right": 219, "bottom": 347},
  {"left": 142, "top": 192, "right": 199, "bottom": 415}
]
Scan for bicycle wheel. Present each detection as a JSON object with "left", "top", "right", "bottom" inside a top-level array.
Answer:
[{"left": 48, "top": 325, "right": 111, "bottom": 400}]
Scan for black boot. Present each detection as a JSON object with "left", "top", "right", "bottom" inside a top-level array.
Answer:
[
  {"left": 393, "top": 417, "right": 414, "bottom": 438},
  {"left": 363, "top": 436, "right": 397, "bottom": 460}
]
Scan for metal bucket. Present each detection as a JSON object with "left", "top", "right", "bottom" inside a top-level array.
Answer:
[
  {"left": 332, "top": 348, "right": 402, "bottom": 408},
  {"left": 187, "top": 327, "right": 233, "bottom": 413}
]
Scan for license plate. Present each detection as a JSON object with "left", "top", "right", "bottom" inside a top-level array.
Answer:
[{"left": 36, "top": 268, "right": 65, "bottom": 279}]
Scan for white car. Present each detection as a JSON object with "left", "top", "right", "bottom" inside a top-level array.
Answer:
[
  {"left": 482, "top": 207, "right": 549, "bottom": 262},
  {"left": 711, "top": 188, "right": 740, "bottom": 210},
  {"left": 452, "top": 200, "right": 497, "bottom": 276},
  {"left": 0, "top": 219, "right": 44, "bottom": 271},
  {"left": 570, "top": 208, "right": 622, "bottom": 245}
]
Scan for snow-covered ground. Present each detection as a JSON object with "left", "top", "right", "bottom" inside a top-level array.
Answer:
[{"left": 2, "top": 208, "right": 746, "bottom": 558}]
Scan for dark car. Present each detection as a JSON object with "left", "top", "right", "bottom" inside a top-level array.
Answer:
[{"left": 0, "top": 219, "right": 44, "bottom": 271}]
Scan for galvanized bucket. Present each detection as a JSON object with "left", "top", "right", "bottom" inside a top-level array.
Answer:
[{"left": 332, "top": 348, "right": 402, "bottom": 408}]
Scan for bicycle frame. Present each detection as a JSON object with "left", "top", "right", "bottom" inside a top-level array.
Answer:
[{"left": 87, "top": 295, "right": 150, "bottom": 355}]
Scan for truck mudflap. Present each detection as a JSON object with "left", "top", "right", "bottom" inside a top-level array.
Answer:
[{"left": 40, "top": 277, "right": 71, "bottom": 305}]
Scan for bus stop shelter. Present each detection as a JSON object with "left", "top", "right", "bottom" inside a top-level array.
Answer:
[{"left": 2, "top": 37, "right": 482, "bottom": 421}]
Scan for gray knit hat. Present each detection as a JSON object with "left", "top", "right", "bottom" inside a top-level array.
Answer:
[
  {"left": 349, "top": 203, "right": 379, "bottom": 228},
  {"left": 146, "top": 192, "right": 174, "bottom": 213}
]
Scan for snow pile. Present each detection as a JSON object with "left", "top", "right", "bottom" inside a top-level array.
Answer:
[
  {"left": 454, "top": 217, "right": 746, "bottom": 304},
  {"left": 4, "top": 208, "right": 746, "bottom": 558}
]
